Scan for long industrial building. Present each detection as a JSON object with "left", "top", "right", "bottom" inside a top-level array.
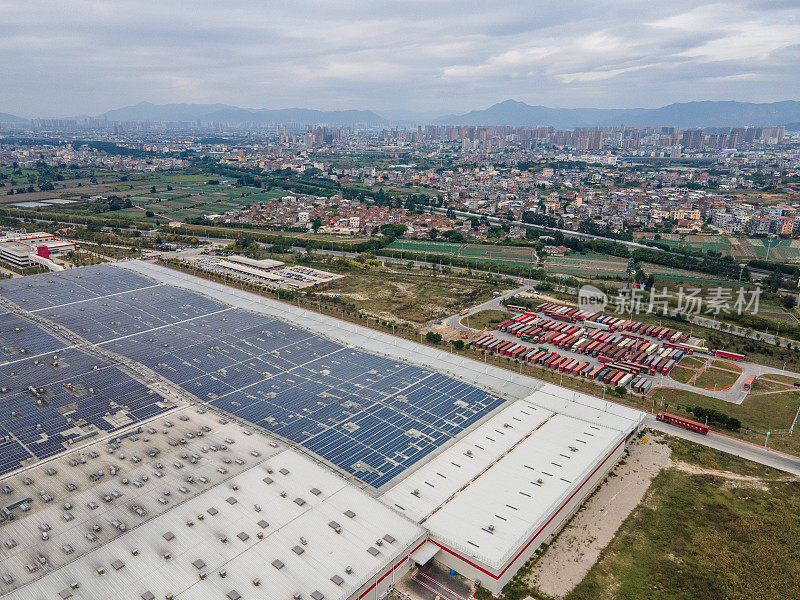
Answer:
[{"left": 0, "top": 262, "right": 644, "bottom": 599}]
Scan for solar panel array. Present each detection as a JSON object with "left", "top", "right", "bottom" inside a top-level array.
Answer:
[
  {"left": 0, "top": 312, "right": 66, "bottom": 365},
  {"left": 0, "top": 265, "right": 506, "bottom": 487},
  {"left": 0, "top": 348, "right": 169, "bottom": 476}
]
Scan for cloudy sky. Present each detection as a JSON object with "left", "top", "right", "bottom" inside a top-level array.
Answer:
[{"left": 1, "top": 0, "right": 799, "bottom": 117}]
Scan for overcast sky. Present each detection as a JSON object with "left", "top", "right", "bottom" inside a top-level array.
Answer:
[{"left": 1, "top": 0, "right": 799, "bottom": 118}]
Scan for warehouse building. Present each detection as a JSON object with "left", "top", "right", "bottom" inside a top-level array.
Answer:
[
  {"left": 0, "top": 409, "right": 427, "bottom": 600},
  {"left": 0, "top": 231, "right": 75, "bottom": 269},
  {"left": 0, "top": 262, "right": 645, "bottom": 598},
  {"left": 380, "top": 383, "right": 643, "bottom": 595}
]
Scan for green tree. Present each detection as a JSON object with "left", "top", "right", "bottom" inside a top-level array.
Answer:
[{"left": 425, "top": 331, "right": 442, "bottom": 344}]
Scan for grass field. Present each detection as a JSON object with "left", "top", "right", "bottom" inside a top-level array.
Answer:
[
  {"left": 649, "top": 386, "right": 800, "bottom": 454},
  {"left": 301, "top": 258, "right": 508, "bottom": 323},
  {"left": 669, "top": 357, "right": 741, "bottom": 389},
  {"left": 566, "top": 435, "right": 800, "bottom": 600},
  {"left": 463, "top": 309, "right": 512, "bottom": 330},
  {"left": 692, "top": 366, "right": 741, "bottom": 389},
  {"left": 669, "top": 365, "right": 695, "bottom": 384}
]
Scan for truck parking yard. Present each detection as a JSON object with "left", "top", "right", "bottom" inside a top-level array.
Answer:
[{"left": 470, "top": 302, "right": 716, "bottom": 396}]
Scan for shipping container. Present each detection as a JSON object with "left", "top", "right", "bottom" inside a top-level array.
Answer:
[
  {"left": 656, "top": 413, "right": 709, "bottom": 434},
  {"left": 744, "top": 374, "right": 757, "bottom": 390},
  {"left": 714, "top": 349, "right": 745, "bottom": 361}
]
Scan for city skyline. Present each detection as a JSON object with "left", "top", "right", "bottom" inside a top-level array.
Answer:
[{"left": 2, "top": 1, "right": 799, "bottom": 118}]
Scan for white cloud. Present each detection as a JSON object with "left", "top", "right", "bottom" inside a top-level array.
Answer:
[{"left": 0, "top": 0, "right": 797, "bottom": 116}]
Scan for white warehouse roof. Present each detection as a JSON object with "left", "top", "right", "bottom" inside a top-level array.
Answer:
[
  {"left": 379, "top": 387, "right": 643, "bottom": 575},
  {"left": 4, "top": 449, "right": 426, "bottom": 600}
]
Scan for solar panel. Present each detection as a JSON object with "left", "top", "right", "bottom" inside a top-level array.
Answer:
[{"left": 0, "top": 265, "right": 506, "bottom": 486}]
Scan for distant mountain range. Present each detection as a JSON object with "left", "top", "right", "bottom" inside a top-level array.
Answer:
[
  {"left": 1, "top": 100, "right": 799, "bottom": 128},
  {"left": 102, "top": 102, "right": 388, "bottom": 126},
  {"left": 434, "top": 100, "right": 800, "bottom": 129},
  {"left": 0, "top": 112, "right": 28, "bottom": 124}
]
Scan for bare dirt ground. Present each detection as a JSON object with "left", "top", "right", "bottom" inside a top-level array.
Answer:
[
  {"left": 527, "top": 437, "right": 672, "bottom": 598},
  {"left": 669, "top": 461, "right": 794, "bottom": 491}
]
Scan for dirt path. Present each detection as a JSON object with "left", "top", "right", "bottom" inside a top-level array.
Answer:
[
  {"left": 527, "top": 438, "right": 672, "bottom": 598},
  {"left": 671, "top": 461, "right": 793, "bottom": 488}
]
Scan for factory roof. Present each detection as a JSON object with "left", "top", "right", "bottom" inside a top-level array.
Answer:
[
  {"left": 3, "top": 431, "right": 425, "bottom": 600},
  {"left": 379, "top": 388, "right": 642, "bottom": 572}
]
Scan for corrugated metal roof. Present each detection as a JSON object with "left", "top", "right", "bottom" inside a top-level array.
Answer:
[
  {"left": 4, "top": 449, "right": 425, "bottom": 600},
  {"left": 380, "top": 389, "right": 642, "bottom": 572}
]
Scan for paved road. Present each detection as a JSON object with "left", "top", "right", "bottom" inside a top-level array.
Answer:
[
  {"left": 690, "top": 314, "right": 798, "bottom": 350},
  {"left": 442, "top": 285, "right": 532, "bottom": 330},
  {"left": 645, "top": 415, "right": 800, "bottom": 477}
]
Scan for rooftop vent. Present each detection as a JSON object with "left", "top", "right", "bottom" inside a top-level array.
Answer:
[
  {"left": 345, "top": 566, "right": 353, "bottom": 574},
  {"left": 292, "top": 545, "right": 305, "bottom": 555},
  {"left": 272, "top": 560, "right": 285, "bottom": 570},
  {"left": 193, "top": 560, "right": 206, "bottom": 570},
  {"left": 367, "top": 546, "right": 380, "bottom": 556},
  {"left": 344, "top": 510, "right": 356, "bottom": 519},
  {"left": 331, "top": 575, "right": 344, "bottom": 586}
]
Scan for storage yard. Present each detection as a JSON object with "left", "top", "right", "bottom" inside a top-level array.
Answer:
[
  {"left": 0, "top": 262, "right": 645, "bottom": 600},
  {"left": 469, "top": 302, "right": 730, "bottom": 396}
]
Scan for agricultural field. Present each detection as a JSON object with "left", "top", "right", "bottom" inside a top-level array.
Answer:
[
  {"left": 566, "top": 435, "right": 800, "bottom": 600},
  {"left": 386, "top": 239, "right": 751, "bottom": 286},
  {"left": 1, "top": 170, "right": 278, "bottom": 224},
  {"left": 385, "top": 239, "right": 537, "bottom": 269},
  {"left": 544, "top": 253, "right": 627, "bottom": 276},
  {"left": 634, "top": 232, "right": 800, "bottom": 263}
]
